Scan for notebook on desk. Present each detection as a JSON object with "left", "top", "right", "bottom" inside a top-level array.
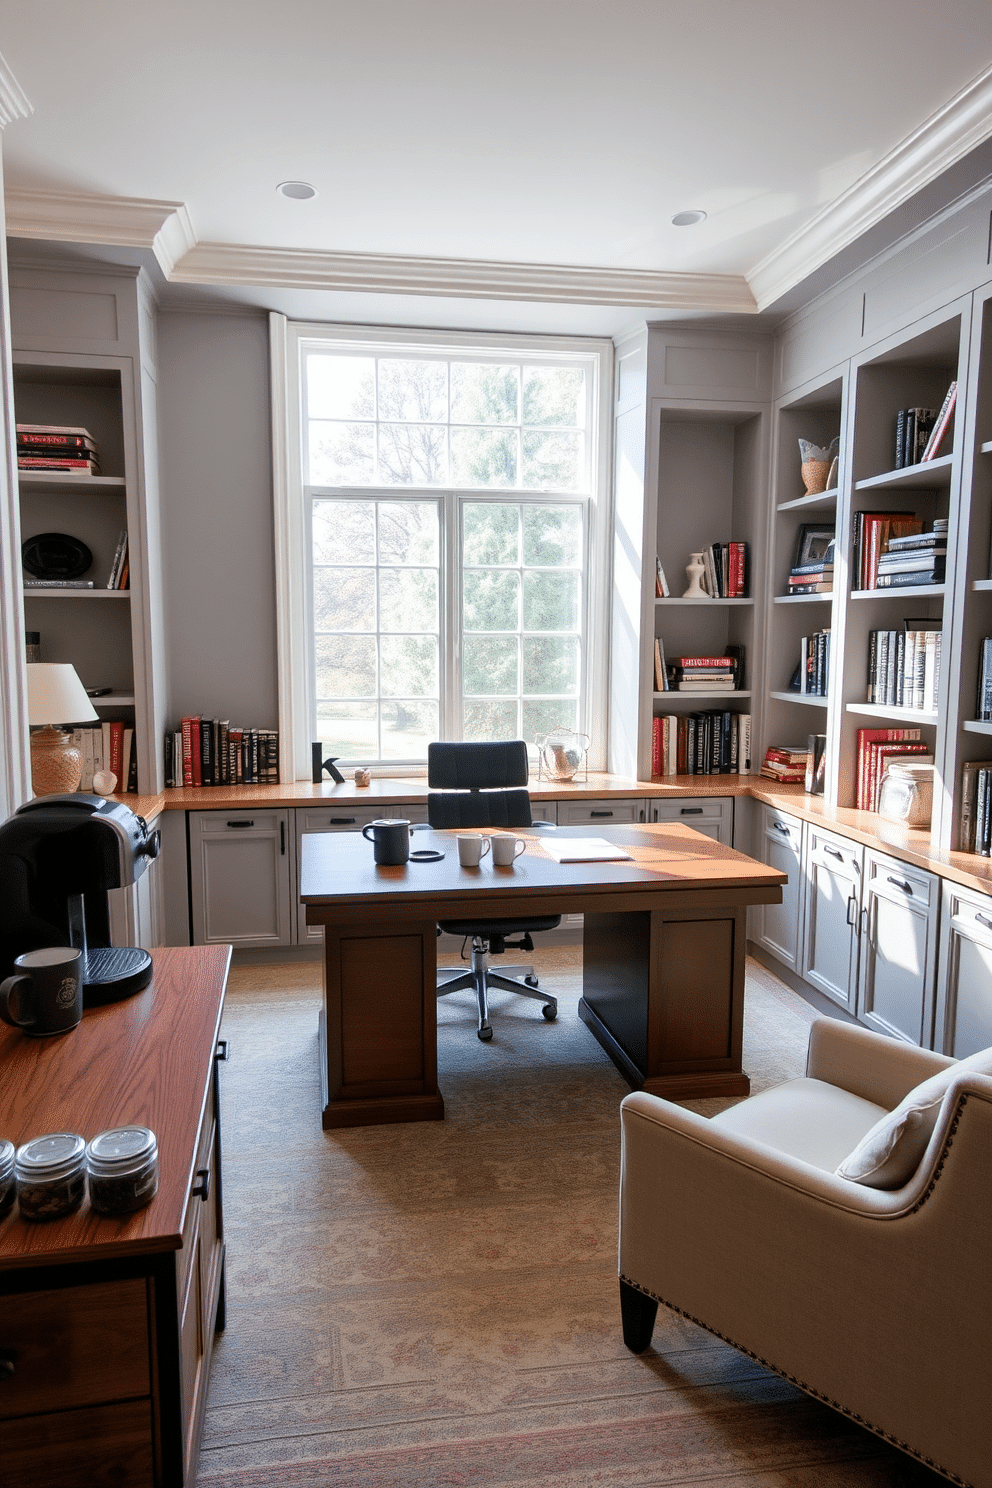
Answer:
[{"left": 541, "top": 837, "right": 634, "bottom": 863}]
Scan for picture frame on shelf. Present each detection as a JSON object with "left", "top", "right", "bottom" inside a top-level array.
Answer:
[{"left": 793, "top": 524, "right": 835, "bottom": 568}]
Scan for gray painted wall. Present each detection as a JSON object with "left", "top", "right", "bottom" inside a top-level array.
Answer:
[{"left": 157, "top": 310, "right": 278, "bottom": 731}]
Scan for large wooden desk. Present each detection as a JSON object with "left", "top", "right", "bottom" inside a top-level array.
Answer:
[
  {"left": 0, "top": 945, "right": 231, "bottom": 1488},
  {"left": 301, "top": 823, "right": 785, "bottom": 1128}
]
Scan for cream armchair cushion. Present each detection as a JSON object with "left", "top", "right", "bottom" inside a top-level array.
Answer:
[{"left": 835, "top": 1044, "right": 992, "bottom": 1188}]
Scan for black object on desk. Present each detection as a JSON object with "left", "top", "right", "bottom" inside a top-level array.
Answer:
[{"left": 312, "top": 743, "right": 345, "bottom": 784}]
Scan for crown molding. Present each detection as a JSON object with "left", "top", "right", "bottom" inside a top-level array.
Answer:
[
  {"left": 747, "top": 61, "right": 992, "bottom": 310},
  {"left": 0, "top": 53, "right": 32, "bottom": 128},
  {"left": 4, "top": 187, "right": 196, "bottom": 273},
  {"left": 170, "top": 241, "right": 758, "bottom": 313}
]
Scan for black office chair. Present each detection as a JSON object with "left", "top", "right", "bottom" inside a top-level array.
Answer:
[{"left": 428, "top": 740, "right": 559, "bottom": 1041}]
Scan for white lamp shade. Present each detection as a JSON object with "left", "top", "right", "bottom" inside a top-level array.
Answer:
[{"left": 27, "top": 663, "right": 100, "bottom": 726}]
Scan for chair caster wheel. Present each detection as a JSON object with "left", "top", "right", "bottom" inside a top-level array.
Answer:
[
  {"left": 525, "top": 975, "right": 539, "bottom": 987},
  {"left": 542, "top": 1004, "right": 557, "bottom": 1021},
  {"left": 478, "top": 1025, "right": 493, "bottom": 1041}
]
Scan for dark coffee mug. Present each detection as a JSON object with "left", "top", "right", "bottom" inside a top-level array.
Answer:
[
  {"left": 362, "top": 818, "right": 411, "bottom": 865},
  {"left": 0, "top": 947, "right": 84, "bottom": 1037}
]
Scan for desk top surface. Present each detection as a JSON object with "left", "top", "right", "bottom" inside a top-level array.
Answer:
[
  {"left": 300, "top": 821, "right": 785, "bottom": 910},
  {"left": 0, "top": 944, "right": 231, "bottom": 1271}
]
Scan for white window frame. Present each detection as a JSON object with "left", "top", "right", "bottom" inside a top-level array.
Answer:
[{"left": 271, "top": 315, "right": 614, "bottom": 779}]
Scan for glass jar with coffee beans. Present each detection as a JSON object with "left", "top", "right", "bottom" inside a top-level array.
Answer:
[
  {"left": 15, "top": 1132, "right": 87, "bottom": 1221},
  {"left": 86, "top": 1126, "right": 159, "bottom": 1216},
  {"left": 0, "top": 1139, "right": 15, "bottom": 1221}
]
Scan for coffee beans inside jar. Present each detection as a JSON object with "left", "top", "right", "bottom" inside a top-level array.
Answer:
[
  {"left": 86, "top": 1126, "right": 159, "bottom": 1216},
  {"left": 15, "top": 1132, "right": 87, "bottom": 1220},
  {"left": 0, "top": 1139, "right": 15, "bottom": 1221}
]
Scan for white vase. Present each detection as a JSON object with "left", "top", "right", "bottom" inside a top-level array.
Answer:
[{"left": 682, "top": 553, "right": 708, "bottom": 599}]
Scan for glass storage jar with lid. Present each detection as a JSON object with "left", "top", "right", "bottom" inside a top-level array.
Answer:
[
  {"left": 86, "top": 1125, "right": 159, "bottom": 1215},
  {"left": 0, "top": 1138, "right": 15, "bottom": 1220},
  {"left": 15, "top": 1132, "right": 86, "bottom": 1220}
]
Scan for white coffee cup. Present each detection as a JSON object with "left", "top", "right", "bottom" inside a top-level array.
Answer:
[
  {"left": 457, "top": 834, "right": 491, "bottom": 867},
  {"left": 491, "top": 833, "right": 526, "bottom": 866}
]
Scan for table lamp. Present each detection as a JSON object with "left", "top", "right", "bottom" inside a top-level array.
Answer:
[{"left": 26, "top": 663, "right": 99, "bottom": 796}]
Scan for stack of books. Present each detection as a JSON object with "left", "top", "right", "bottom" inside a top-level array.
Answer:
[
  {"left": 867, "top": 626, "right": 941, "bottom": 710},
  {"left": 651, "top": 711, "right": 751, "bottom": 776},
  {"left": 959, "top": 759, "right": 992, "bottom": 854},
  {"left": 852, "top": 512, "right": 920, "bottom": 589},
  {"left": 667, "top": 654, "right": 737, "bottom": 693},
  {"left": 875, "top": 521, "right": 947, "bottom": 588},
  {"left": 697, "top": 542, "right": 749, "bottom": 598},
  {"left": 168, "top": 717, "right": 280, "bottom": 787},
  {"left": 976, "top": 638, "right": 992, "bottom": 721},
  {"left": 855, "top": 728, "right": 930, "bottom": 811},
  {"left": 759, "top": 744, "right": 810, "bottom": 784},
  {"left": 16, "top": 423, "right": 101, "bottom": 475},
  {"left": 787, "top": 553, "right": 833, "bottom": 594}
]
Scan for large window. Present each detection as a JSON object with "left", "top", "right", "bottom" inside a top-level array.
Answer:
[{"left": 272, "top": 322, "right": 612, "bottom": 775}]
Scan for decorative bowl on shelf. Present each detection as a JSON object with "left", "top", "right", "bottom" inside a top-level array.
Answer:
[{"left": 535, "top": 728, "right": 590, "bottom": 783}]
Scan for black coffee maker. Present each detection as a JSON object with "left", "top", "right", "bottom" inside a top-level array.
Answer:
[{"left": 0, "top": 793, "right": 161, "bottom": 1004}]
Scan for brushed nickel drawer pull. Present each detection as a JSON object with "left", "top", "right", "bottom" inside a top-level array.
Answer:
[
  {"left": 590, "top": 810, "right": 613, "bottom": 817},
  {"left": 825, "top": 845, "right": 845, "bottom": 860},
  {"left": 887, "top": 875, "right": 914, "bottom": 895},
  {"left": 330, "top": 816, "right": 356, "bottom": 824},
  {"left": 227, "top": 820, "right": 253, "bottom": 829},
  {"left": 681, "top": 807, "right": 704, "bottom": 815},
  {"left": 976, "top": 912, "right": 992, "bottom": 930}
]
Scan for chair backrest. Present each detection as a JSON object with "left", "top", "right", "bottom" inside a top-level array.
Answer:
[{"left": 427, "top": 741, "right": 533, "bottom": 830}]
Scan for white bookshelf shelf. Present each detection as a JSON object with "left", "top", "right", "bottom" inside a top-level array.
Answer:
[
  {"left": 22, "top": 588, "right": 130, "bottom": 599},
  {"left": 846, "top": 703, "right": 938, "bottom": 723},
  {"left": 768, "top": 690, "right": 828, "bottom": 705},
  {"left": 655, "top": 690, "right": 751, "bottom": 701},
  {"left": 774, "top": 592, "right": 833, "bottom": 604},
  {"left": 18, "top": 472, "right": 126, "bottom": 491},
  {"left": 850, "top": 584, "right": 945, "bottom": 601},
  {"left": 776, "top": 487, "right": 839, "bottom": 513},
  {"left": 655, "top": 597, "right": 754, "bottom": 607},
  {"left": 854, "top": 455, "right": 953, "bottom": 493},
  {"left": 972, "top": 578, "right": 992, "bottom": 592},
  {"left": 963, "top": 720, "right": 992, "bottom": 735}
]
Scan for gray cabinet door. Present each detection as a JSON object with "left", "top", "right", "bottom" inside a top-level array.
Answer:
[
  {"left": 858, "top": 850, "right": 938, "bottom": 1047},
  {"left": 649, "top": 797, "right": 733, "bottom": 845},
  {"left": 935, "top": 882, "right": 992, "bottom": 1056},
  {"left": 189, "top": 809, "right": 294, "bottom": 948},
  {"left": 802, "top": 827, "right": 862, "bottom": 1013},
  {"left": 754, "top": 807, "right": 805, "bottom": 974}
]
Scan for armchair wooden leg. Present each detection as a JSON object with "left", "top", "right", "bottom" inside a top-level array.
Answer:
[{"left": 620, "top": 1279, "right": 658, "bottom": 1353}]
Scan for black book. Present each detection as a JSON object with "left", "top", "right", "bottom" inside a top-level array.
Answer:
[
  {"left": 894, "top": 409, "right": 907, "bottom": 469},
  {"left": 199, "top": 718, "right": 214, "bottom": 787},
  {"left": 978, "top": 638, "right": 992, "bottom": 721},
  {"left": 163, "top": 730, "right": 174, "bottom": 789}
]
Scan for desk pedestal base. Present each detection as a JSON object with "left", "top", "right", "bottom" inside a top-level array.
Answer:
[{"left": 579, "top": 907, "right": 751, "bottom": 1100}]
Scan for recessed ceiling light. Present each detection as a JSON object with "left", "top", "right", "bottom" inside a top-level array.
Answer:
[
  {"left": 277, "top": 181, "right": 317, "bottom": 200},
  {"left": 671, "top": 210, "right": 707, "bottom": 227}
]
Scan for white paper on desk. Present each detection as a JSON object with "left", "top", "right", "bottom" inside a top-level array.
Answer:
[{"left": 542, "top": 837, "right": 633, "bottom": 863}]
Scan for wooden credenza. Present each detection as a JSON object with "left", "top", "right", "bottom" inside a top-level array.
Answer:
[{"left": 0, "top": 945, "right": 231, "bottom": 1487}]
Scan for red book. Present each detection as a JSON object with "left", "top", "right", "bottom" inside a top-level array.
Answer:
[
  {"left": 107, "top": 720, "right": 125, "bottom": 784},
  {"left": 191, "top": 718, "right": 203, "bottom": 787},
  {"left": 855, "top": 727, "right": 921, "bottom": 809},
  {"left": 729, "top": 541, "right": 745, "bottom": 598},
  {"left": 180, "top": 716, "right": 196, "bottom": 787},
  {"left": 673, "top": 656, "right": 733, "bottom": 668},
  {"left": 652, "top": 716, "right": 661, "bottom": 776}
]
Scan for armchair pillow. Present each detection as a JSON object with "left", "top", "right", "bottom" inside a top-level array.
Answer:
[{"left": 835, "top": 1045, "right": 992, "bottom": 1189}]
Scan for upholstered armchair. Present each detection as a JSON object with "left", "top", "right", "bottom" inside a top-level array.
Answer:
[{"left": 618, "top": 1016, "right": 992, "bottom": 1487}]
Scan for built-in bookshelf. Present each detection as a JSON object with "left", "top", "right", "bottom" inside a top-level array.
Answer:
[{"left": 8, "top": 262, "right": 166, "bottom": 796}]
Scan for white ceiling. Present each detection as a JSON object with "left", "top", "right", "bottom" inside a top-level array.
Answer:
[{"left": 2, "top": 1, "right": 992, "bottom": 334}]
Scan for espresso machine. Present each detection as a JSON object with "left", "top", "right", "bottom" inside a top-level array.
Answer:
[{"left": 0, "top": 793, "right": 161, "bottom": 1004}]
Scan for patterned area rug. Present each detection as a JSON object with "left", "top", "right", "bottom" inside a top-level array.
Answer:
[{"left": 198, "top": 951, "right": 944, "bottom": 1487}]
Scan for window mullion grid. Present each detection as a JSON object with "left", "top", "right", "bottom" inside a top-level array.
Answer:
[{"left": 441, "top": 494, "right": 461, "bottom": 740}]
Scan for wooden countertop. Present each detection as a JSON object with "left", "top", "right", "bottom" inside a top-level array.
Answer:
[
  {"left": 0, "top": 944, "right": 231, "bottom": 1270},
  {"left": 115, "top": 770, "right": 992, "bottom": 901}
]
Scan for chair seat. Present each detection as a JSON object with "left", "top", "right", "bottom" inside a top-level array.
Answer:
[
  {"left": 438, "top": 915, "right": 562, "bottom": 939},
  {"left": 710, "top": 1076, "right": 888, "bottom": 1172}
]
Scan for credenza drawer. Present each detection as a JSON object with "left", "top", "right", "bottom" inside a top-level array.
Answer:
[
  {"left": 0, "top": 1277, "right": 150, "bottom": 1420},
  {"left": 0, "top": 1398, "right": 155, "bottom": 1488}
]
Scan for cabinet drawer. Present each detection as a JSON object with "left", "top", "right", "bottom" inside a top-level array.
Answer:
[
  {"left": 0, "top": 1278, "right": 150, "bottom": 1419},
  {"left": 0, "top": 1398, "right": 155, "bottom": 1488},
  {"left": 297, "top": 803, "right": 429, "bottom": 833},
  {"left": 864, "top": 850, "right": 936, "bottom": 912},
  {"left": 557, "top": 798, "right": 645, "bottom": 826},
  {"left": 762, "top": 806, "right": 803, "bottom": 855}
]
